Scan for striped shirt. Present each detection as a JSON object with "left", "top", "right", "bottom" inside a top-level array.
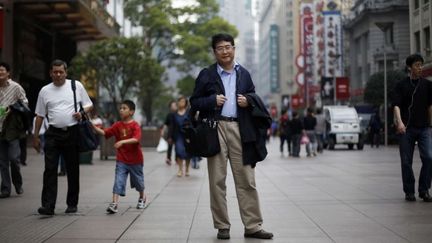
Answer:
[{"left": 0, "top": 79, "right": 28, "bottom": 130}]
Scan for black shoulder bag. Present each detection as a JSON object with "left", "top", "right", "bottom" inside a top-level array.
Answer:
[
  {"left": 182, "top": 68, "right": 221, "bottom": 157},
  {"left": 71, "top": 80, "right": 98, "bottom": 152}
]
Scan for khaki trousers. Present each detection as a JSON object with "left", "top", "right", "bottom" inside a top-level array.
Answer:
[{"left": 207, "top": 120, "right": 263, "bottom": 233}]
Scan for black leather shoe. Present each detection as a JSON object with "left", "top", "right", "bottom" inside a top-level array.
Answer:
[
  {"left": 65, "top": 206, "right": 77, "bottom": 213},
  {"left": 405, "top": 193, "right": 416, "bottom": 202},
  {"left": 0, "top": 193, "right": 10, "bottom": 198},
  {"left": 217, "top": 229, "right": 230, "bottom": 240},
  {"left": 16, "top": 187, "right": 23, "bottom": 195},
  {"left": 244, "top": 229, "right": 274, "bottom": 239},
  {"left": 419, "top": 191, "right": 432, "bottom": 202},
  {"left": 38, "top": 207, "right": 54, "bottom": 215}
]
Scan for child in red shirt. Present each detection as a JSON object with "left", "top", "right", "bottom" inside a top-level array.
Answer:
[{"left": 93, "top": 100, "right": 145, "bottom": 213}]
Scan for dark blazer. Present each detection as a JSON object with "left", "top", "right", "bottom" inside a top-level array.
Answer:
[{"left": 190, "top": 63, "right": 270, "bottom": 167}]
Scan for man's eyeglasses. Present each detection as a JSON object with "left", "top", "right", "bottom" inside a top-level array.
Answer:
[{"left": 214, "top": 45, "right": 235, "bottom": 53}]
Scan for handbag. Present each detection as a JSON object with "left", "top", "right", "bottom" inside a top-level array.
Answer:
[
  {"left": 71, "top": 80, "right": 99, "bottom": 152},
  {"left": 182, "top": 115, "right": 220, "bottom": 158}
]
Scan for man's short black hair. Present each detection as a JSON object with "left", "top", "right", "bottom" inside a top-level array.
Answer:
[
  {"left": 0, "top": 61, "right": 11, "bottom": 72},
  {"left": 122, "top": 100, "right": 136, "bottom": 111},
  {"left": 405, "top": 54, "right": 424, "bottom": 67},
  {"left": 50, "top": 59, "right": 68, "bottom": 71},
  {"left": 211, "top": 33, "right": 235, "bottom": 50}
]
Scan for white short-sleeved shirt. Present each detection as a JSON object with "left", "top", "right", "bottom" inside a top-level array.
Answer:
[{"left": 35, "top": 79, "right": 93, "bottom": 128}]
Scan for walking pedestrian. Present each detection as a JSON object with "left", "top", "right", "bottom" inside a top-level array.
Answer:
[
  {"left": 170, "top": 96, "right": 191, "bottom": 177},
  {"left": 368, "top": 111, "right": 382, "bottom": 148},
  {"left": 290, "top": 111, "right": 304, "bottom": 157},
  {"left": 393, "top": 54, "right": 432, "bottom": 202},
  {"left": 279, "top": 109, "right": 291, "bottom": 156},
  {"left": 315, "top": 108, "right": 325, "bottom": 153},
  {"left": 0, "top": 61, "right": 28, "bottom": 198},
  {"left": 33, "top": 59, "right": 93, "bottom": 215},
  {"left": 190, "top": 33, "right": 273, "bottom": 240},
  {"left": 92, "top": 100, "right": 146, "bottom": 214},
  {"left": 303, "top": 107, "right": 317, "bottom": 156},
  {"left": 162, "top": 101, "right": 177, "bottom": 165}
]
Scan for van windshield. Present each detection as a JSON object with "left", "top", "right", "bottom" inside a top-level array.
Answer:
[{"left": 331, "top": 109, "right": 358, "bottom": 123}]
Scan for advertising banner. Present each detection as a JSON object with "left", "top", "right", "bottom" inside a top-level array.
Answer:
[
  {"left": 335, "top": 77, "right": 350, "bottom": 100},
  {"left": 323, "top": 11, "right": 343, "bottom": 77}
]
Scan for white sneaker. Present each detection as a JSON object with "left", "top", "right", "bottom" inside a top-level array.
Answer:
[
  {"left": 137, "top": 198, "right": 145, "bottom": 209},
  {"left": 106, "top": 203, "right": 118, "bottom": 214}
]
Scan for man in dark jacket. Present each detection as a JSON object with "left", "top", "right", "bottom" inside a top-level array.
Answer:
[
  {"left": 0, "top": 61, "right": 27, "bottom": 198},
  {"left": 190, "top": 33, "right": 273, "bottom": 240},
  {"left": 393, "top": 54, "right": 432, "bottom": 202}
]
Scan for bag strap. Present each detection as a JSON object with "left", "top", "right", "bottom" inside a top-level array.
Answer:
[
  {"left": 71, "top": 79, "right": 84, "bottom": 113},
  {"left": 71, "top": 79, "right": 78, "bottom": 113}
]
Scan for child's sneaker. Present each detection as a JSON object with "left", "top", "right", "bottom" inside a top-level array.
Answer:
[
  {"left": 106, "top": 203, "right": 118, "bottom": 214},
  {"left": 137, "top": 198, "right": 145, "bottom": 209}
]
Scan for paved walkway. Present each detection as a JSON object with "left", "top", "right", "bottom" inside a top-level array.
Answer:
[{"left": 0, "top": 139, "right": 432, "bottom": 243}]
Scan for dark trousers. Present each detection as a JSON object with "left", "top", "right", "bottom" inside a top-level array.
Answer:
[
  {"left": 42, "top": 125, "right": 80, "bottom": 209},
  {"left": 167, "top": 143, "right": 173, "bottom": 160},
  {"left": 399, "top": 127, "right": 432, "bottom": 194},
  {"left": 0, "top": 138, "right": 23, "bottom": 194},
  {"left": 291, "top": 134, "right": 302, "bottom": 157},
  {"left": 19, "top": 137, "right": 27, "bottom": 164},
  {"left": 279, "top": 134, "right": 292, "bottom": 155}
]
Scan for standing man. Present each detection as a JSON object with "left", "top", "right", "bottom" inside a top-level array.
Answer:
[
  {"left": 190, "top": 33, "right": 273, "bottom": 240},
  {"left": 33, "top": 60, "right": 93, "bottom": 215},
  {"left": 0, "top": 61, "right": 27, "bottom": 198},
  {"left": 393, "top": 54, "right": 432, "bottom": 202}
]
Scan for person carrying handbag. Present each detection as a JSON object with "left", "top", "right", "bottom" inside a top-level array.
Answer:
[
  {"left": 33, "top": 59, "right": 93, "bottom": 215},
  {"left": 190, "top": 33, "right": 273, "bottom": 240}
]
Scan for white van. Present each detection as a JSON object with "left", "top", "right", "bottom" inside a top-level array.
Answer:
[{"left": 323, "top": 106, "right": 364, "bottom": 150}]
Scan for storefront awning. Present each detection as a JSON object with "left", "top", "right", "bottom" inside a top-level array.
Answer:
[{"left": 15, "top": 0, "right": 119, "bottom": 41}]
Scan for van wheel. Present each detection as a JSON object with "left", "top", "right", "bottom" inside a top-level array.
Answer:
[
  {"left": 348, "top": 144, "right": 354, "bottom": 150},
  {"left": 328, "top": 138, "right": 335, "bottom": 150}
]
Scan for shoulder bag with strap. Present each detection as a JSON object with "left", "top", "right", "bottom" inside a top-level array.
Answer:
[{"left": 71, "top": 80, "right": 98, "bottom": 152}]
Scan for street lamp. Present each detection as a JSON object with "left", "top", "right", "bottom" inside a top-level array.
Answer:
[{"left": 375, "top": 22, "right": 393, "bottom": 147}]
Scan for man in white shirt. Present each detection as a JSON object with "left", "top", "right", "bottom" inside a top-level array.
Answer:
[{"left": 33, "top": 59, "right": 93, "bottom": 215}]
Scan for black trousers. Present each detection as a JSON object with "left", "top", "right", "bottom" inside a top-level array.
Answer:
[{"left": 42, "top": 125, "right": 80, "bottom": 209}]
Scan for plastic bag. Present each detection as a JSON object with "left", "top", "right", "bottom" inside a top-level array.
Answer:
[
  {"left": 300, "top": 134, "right": 310, "bottom": 145},
  {"left": 156, "top": 137, "right": 168, "bottom": 153}
]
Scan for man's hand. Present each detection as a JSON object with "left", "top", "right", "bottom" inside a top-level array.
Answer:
[
  {"left": 396, "top": 121, "right": 406, "bottom": 134},
  {"left": 72, "top": 111, "right": 82, "bottom": 121},
  {"left": 33, "top": 136, "right": 41, "bottom": 153},
  {"left": 216, "top": 94, "right": 227, "bottom": 107},
  {"left": 237, "top": 94, "right": 249, "bottom": 108}
]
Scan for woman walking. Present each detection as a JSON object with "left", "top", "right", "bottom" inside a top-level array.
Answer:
[{"left": 171, "top": 96, "right": 191, "bottom": 177}]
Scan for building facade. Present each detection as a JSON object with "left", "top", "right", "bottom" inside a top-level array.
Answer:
[
  {"left": 0, "top": 0, "right": 119, "bottom": 110},
  {"left": 217, "top": 0, "right": 258, "bottom": 80},
  {"left": 409, "top": 0, "right": 432, "bottom": 79},
  {"left": 344, "top": 0, "right": 410, "bottom": 101}
]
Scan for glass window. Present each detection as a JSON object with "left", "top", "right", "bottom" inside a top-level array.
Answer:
[
  {"left": 415, "top": 31, "right": 421, "bottom": 53},
  {"left": 424, "top": 27, "right": 431, "bottom": 54},
  {"left": 424, "top": 0, "right": 429, "bottom": 5},
  {"left": 414, "top": 0, "right": 420, "bottom": 9}
]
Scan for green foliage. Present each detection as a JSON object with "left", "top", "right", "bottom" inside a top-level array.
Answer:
[
  {"left": 124, "top": 0, "right": 238, "bottom": 71},
  {"left": 69, "top": 37, "right": 164, "bottom": 120},
  {"left": 176, "top": 75, "right": 196, "bottom": 97},
  {"left": 364, "top": 70, "right": 406, "bottom": 106}
]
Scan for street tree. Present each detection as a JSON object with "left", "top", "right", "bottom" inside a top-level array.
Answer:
[
  {"left": 69, "top": 37, "right": 163, "bottom": 119},
  {"left": 363, "top": 70, "right": 406, "bottom": 106},
  {"left": 124, "top": 0, "right": 238, "bottom": 95},
  {"left": 176, "top": 75, "right": 195, "bottom": 97}
]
